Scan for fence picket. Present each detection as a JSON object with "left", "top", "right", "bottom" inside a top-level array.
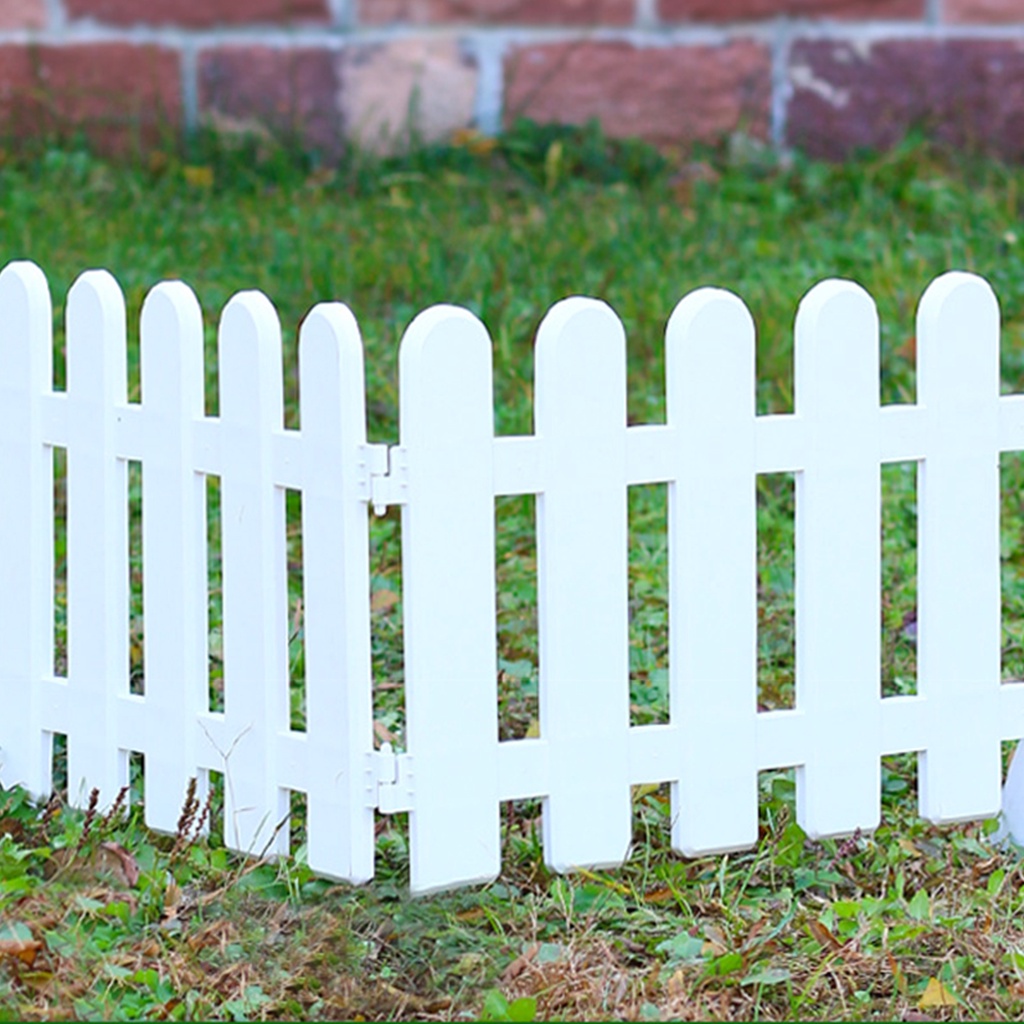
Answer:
[
  {"left": 298, "top": 303, "right": 376, "bottom": 883},
  {"left": 65, "top": 271, "right": 130, "bottom": 807},
  {"left": 535, "top": 298, "right": 631, "bottom": 872},
  {"left": 139, "top": 282, "right": 208, "bottom": 833},
  {"left": 916, "top": 272, "right": 1003, "bottom": 822},
  {"left": 793, "top": 281, "right": 882, "bottom": 837},
  {"left": 399, "top": 305, "right": 499, "bottom": 894},
  {"left": 665, "top": 288, "right": 758, "bottom": 855},
  {"left": 217, "top": 292, "right": 290, "bottom": 857},
  {"left": 0, "top": 262, "right": 53, "bottom": 799}
]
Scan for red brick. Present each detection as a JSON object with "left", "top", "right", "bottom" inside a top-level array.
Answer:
[
  {"left": 0, "top": 0, "right": 47, "bottom": 29},
  {"left": 358, "top": 0, "right": 634, "bottom": 25},
  {"left": 0, "top": 44, "right": 182, "bottom": 155},
  {"left": 660, "top": 0, "right": 922, "bottom": 17},
  {"left": 339, "top": 37, "right": 478, "bottom": 153},
  {"left": 503, "top": 41, "right": 771, "bottom": 148},
  {"left": 786, "top": 39, "right": 1024, "bottom": 161},
  {"left": 198, "top": 46, "right": 342, "bottom": 160},
  {"left": 944, "top": 0, "right": 1024, "bottom": 22},
  {"left": 65, "top": 0, "right": 329, "bottom": 28}
]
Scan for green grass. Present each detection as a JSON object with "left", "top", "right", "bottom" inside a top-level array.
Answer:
[{"left": 3, "top": 125, "right": 1024, "bottom": 1019}]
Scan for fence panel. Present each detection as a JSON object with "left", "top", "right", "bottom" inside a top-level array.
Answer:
[
  {"left": 139, "top": 282, "right": 208, "bottom": 834},
  {"left": 400, "top": 306, "right": 499, "bottom": 894},
  {"left": 0, "top": 262, "right": 53, "bottom": 799},
  {"left": 217, "top": 292, "right": 290, "bottom": 857},
  {"left": 535, "top": 298, "right": 632, "bottom": 872},
  {"left": 665, "top": 287, "right": 758, "bottom": 855},
  {"left": 793, "top": 281, "right": 882, "bottom": 837},
  {"left": 916, "top": 273, "right": 1002, "bottom": 822},
  {"left": 3, "top": 257, "right": 1024, "bottom": 892},
  {"left": 65, "top": 271, "right": 130, "bottom": 806}
]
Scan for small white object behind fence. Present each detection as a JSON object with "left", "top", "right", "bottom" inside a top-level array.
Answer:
[{"left": 0, "top": 258, "right": 1022, "bottom": 895}]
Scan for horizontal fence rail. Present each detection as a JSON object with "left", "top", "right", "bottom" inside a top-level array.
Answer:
[{"left": 1, "top": 259, "right": 1023, "bottom": 894}]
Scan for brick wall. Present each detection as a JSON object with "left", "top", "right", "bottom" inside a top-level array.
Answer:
[{"left": 3, "top": 1, "right": 1024, "bottom": 160}]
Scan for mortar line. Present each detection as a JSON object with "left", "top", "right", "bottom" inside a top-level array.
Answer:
[
  {"left": 10, "top": 20, "right": 1024, "bottom": 48},
  {"left": 44, "top": 0, "right": 66, "bottom": 32},
  {"left": 770, "top": 18, "right": 792, "bottom": 152},
  {"left": 181, "top": 41, "right": 198, "bottom": 136}
]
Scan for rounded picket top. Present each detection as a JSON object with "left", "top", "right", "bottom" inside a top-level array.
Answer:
[
  {"left": 916, "top": 271, "right": 999, "bottom": 403},
  {"left": 0, "top": 261, "right": 53, "bottom": 386},
  {"left": 299, "top": 301, "right": 363, "bottom": 376},
  {"left": 219, "top": 289, "right": 281, "bottom": 354},
  {"left": 665, "top": 287, "right": 755, "bottom": 423},
  {"left": 218, "top": 290, "right": 284, "bottom": 425},
  {"left": 794, "top": 278, "right": 878, "bottom": 415},
  {"left": 535, "top": 295, "right": 625, "bottom": 364},
  {"left": 796, "top": 277, "right": 877, "bottom": 341},
  {"left": 67, "top": 268, "right": 126, "bottom": 331},
  {"left": 0, "top": 259, "right": 51, "bottom": 319},
  {"left": 398, "top": 304, "right": 494, "bottom": 437},
  {"left": 141, "top": 280, "right": 203, "bottom": 351},
  {"left": 535, "top": 296, "right": 626, "bottom": 430},
  {"left": 299, "top": 301, "right": 368, "bottom": 448},
  {"left": 66, "top": 269, "right": 127, "bottom": 400},
  {"left": 666, "top": 286, "right": 754, "bottom": 352},
  {"left": 918, "top": 269, "right": 998, "bottom": 335},
  {"left": 398, "top": 303, "right": 491, "bottom": 369},
  {"left": 140, "top": 281, "right": 205, "bottom": 412}
]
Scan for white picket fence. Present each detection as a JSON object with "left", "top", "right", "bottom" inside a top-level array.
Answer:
[{"left": 2, "top": 258, "right": 1024, "bottom": 894}]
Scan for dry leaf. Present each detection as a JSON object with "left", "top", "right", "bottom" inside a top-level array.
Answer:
[
  {"left": 808, "top": 919, "right": 843, "bottom": 952},
  {"left": 702, "top": 924, "right": 728, "bottom": 956},
  {"left": 0, "top": 937, "right": 42, "bottom": 965},
  {"left": 644, "top": 886, "right": 675, "bottom": 904},
  {"left": 162, "top": 878, "right": 182, "bottom": 925},
  {"left": 374, "top": 720, "right": 397, "bottom": 745},
  {"left": 918, "top": 976, "right": 956, "bottom": 1009},
  {"left": 666, "top": 967, "right": 687, "bottom": 998},
  {"left": 371, "top": 588, "right": 400, "bottom": 613},
  {"left": 502, "top": 942, "right": 538, "bottom": 983},
  {"left": 98, "top": 841, "right": 140, "bottom": 887},
  {"left": 183, "top": 165, "right": 213, "bottom": 188}
]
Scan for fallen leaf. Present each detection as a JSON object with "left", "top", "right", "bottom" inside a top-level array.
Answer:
[
  {"left": 371, "top": 589, "right": 399, "bottom": 613},
  {"left": 887, "top": 952, "right": 907, "bottom": 995},
  {"left": 808, "top": 919, "right": 843, "bottom": 952},
  {"left": 702, "top": 923, "right": 728, "bottom": 957},
  {"left": 632, "top": 783, "right": 661, "bottom": 801},
  {"left": 0, "top": 817, "right": 27, "bottom": 843},
  {"left": 666, "top": 967, "right": 687, "bottom": 998},
  {"left": 162, "top": 879, "right": 182, "bottom": 925},
  {"left": 374, "top": 720, "right": 398, "bottom": 745},
  {"left": 898, "top": 335, "right": 917, "bottom": 362},
  {"left": 97, "top": 841, "right": 140, "bottom": 887},
  {"left": 501, "top": 942, "right": 538, "bottom": 983},
  {"left": 183, "top": 165, "right": 213, "bottom": 188},
  {"left": 918, "top": 976, "right": 956, "bottom": 1009},
  {"left": 644, "top": 886, "right": 675, "bottom": 904},
  {"left": 0, "top": 938, "right": 42, "bottom": 965}
]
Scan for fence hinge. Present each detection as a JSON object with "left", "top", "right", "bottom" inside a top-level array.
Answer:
[
  {"left": 365, "top": 742, "right": 415, "bottom": 814},
  {"left": 359, "top": 444, "right": 408, "bottom": 516}
]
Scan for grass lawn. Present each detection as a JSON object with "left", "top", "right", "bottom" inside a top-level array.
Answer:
[{"left": 3, "top": 125, "right": 1024, "bottom": 1019}]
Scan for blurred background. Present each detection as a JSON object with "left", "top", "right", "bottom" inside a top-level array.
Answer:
[{"left": 2, "top": 0, "right": 1023, "bottom": 164}]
